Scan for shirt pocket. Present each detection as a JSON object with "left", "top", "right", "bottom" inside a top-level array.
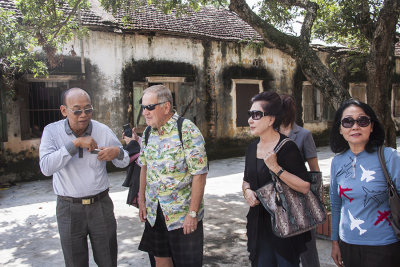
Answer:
[{"left": 88, "top": 153, "right": 102, "bottom": 169}]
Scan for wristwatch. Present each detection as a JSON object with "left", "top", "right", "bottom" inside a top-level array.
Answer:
[
  {"left": 188, "top": 210, "right": 197, "bottom": 218},
  {"left": 276, "top": 168, "right": 285, "bottom": 178}
]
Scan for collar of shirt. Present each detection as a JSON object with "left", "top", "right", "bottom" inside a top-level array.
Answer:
[
  {"left": 64, "top": 119, "right": 93, "bottom": 137},
  {"left": 154, "top": 112, "right": 179, "bottom": 136}
]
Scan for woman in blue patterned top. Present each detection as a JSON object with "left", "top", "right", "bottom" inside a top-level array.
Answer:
[{"left": 329, "top": 99, "right": 400, "bottom": 267}]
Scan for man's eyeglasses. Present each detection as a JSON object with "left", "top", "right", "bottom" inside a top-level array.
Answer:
[
  {"left": 141, "top": 101, "right": 167, "bottom": 111},
  {"left": 248, "top": 110, "right": 269, "bottom": 120},
  {"left": 66, "top": 106, "right": 94, "bottom": 116},
  {"left": 341, "top": 116, "right": 371, "bottom": 128}
]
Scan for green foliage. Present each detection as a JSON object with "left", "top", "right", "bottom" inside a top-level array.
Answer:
[
  {"left": 0, "top": 8, "right": 47, "bottom": 88},
  {"left": 1, "top": 0, "right": 91, "bottom": 94},
  {"left": 256, "top": 1, "right": 302, "bottom": 35},
  {"left": 313, "top": 0, "right": 384, "bottom": 51}
]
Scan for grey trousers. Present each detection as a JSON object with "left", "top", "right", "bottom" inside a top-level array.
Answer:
[
  {"left": 56, "top": 194, "right": 117, "bottom": 267},
  {"left": 300, "top": 230, "right": 320, "bottom": 267}
]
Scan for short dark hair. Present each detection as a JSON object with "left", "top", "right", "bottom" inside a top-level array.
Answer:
[
  {"left": 251, "top": 91, "right": 282, "bottom": 129},
  {"left": 330, "top": 99, "right": 385, "bottom": 154},
  {"left": 280, "top": 94, "right": 296, "bottom": 128}
]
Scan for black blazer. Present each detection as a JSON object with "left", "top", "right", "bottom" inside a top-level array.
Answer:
[{"left": 122, "top": 140, "right": 141, "bottom": 206}]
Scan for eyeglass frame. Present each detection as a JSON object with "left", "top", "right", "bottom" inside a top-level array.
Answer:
[
  {"left": 341, "top": 115, "right": 371, "bottom": 128},
  {"left": 248, "top": 110, "right": 269, "bottom": 120},
  {"left": 141, "top": 101, "right": 167, "bottom": 111},
  {"left": 66, "top": 106, "right": 94, "bottom": 116}
]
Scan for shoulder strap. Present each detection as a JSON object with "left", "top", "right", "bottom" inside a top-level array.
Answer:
[
  {"left": 144, "top": 126, "right": 151, "bottom": 146},
  {"left": 274, "top": 138, "right": 291, "bottom": 154},
  {"left": 144, "top": 117, "right": 185, "bottom": 147},
  {"left": 378, "top": 145, "right": 397, "bottom": 190},
  {"left": 177, "top": 116, "right": 185, "bottom": 146}
]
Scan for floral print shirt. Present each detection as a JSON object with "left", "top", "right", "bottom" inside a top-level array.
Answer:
[{"left": 138, "top": 112, "right": 208, "bottom": 231}]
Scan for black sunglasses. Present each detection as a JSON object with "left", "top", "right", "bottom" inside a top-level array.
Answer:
[
  {"left": 67, "top": 106, "right": 94, "bottom": 116},
  {"left": 341, "top": 116, "right": 371, "bottom": 128},
  {"left": 141, "top": 101, "right": 167, "bottom": 111},
  {"left": 248, "top": 110, "right": 269, "bottom": 120}
]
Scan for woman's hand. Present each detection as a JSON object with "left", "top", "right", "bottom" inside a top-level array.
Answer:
[
  {"left": 331, "top": 240, "right": 344, "bottom": 267},
  {"left": 122, "top": 127, "right": 139, "bottom": 144},
  {"left": 245, "top": 189, "right": 260, "bottom": 207},
  {"left": 264, "top": 151, "right": 280, "bottom": 174}
]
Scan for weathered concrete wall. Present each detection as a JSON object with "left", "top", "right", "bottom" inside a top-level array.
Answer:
[{"left": 63, "top": 31, "right": 297, "bottom": 139}]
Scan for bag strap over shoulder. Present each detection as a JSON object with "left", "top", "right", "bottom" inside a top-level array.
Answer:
[
  {"left": 144, "top": 116, "right": 185, "bottom": 147},
  {"left": 274, "top": 138, "right": 291, "bottom": 154},
  {"left": 378, "top": 145, "right": 397, "bottom": 191}
]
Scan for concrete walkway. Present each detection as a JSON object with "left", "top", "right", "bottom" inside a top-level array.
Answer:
[{"left": 1, "top": 141, "right": 374, "bottom": 267}]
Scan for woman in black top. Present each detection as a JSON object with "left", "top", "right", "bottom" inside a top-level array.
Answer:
[{"left": 242, "top": 91, "right": 312, "bottom": 267}]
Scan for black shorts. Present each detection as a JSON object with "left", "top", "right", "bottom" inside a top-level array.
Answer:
[{"left": 138, "top": 203, "right": 203, "bottom": 267}]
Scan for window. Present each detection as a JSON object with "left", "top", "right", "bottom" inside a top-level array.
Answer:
[
  {"left": 236, "top": 84, "right": 260, "bottom": 127},
  {"left": 20, "top": 82, "right": 68, "bottom": 140},
  {"left": 350, "top": 83, "right": 366, "bottom": 102},
  {"left": 133, "top": 77, "right": 193, "bottom": 128},
  {"left": 393, "top": 84, "right": 400, "bottom": 117},
  {"left": 231, "top": 80, "right": 263, "bottom": 128},
  {"left": 303, "top": 83, "right": 323, "bottom": 122}
]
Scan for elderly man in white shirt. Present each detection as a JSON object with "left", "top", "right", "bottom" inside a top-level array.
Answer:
[{"left": 39, "top": 88, "right": 129, "bottom": 267}]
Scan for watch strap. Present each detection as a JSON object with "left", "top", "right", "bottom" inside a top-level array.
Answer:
[{"left": 276, "top": 168, "right": 285, "bottom": 177}]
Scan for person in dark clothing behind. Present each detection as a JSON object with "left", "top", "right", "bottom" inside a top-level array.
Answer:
[
  {"left": 242, "top": 91, "right": 311, "bottom": 267},
  {"left": 122, "top": 127, "right": 156, "bottom": 267}
]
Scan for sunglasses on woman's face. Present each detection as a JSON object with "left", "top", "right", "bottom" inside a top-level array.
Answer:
[
  {"left": 248, "top": 110, "right": 268, "bottom": 120},
  {"left": 341, "top": 116, "right": 371, "bottom": 128}
]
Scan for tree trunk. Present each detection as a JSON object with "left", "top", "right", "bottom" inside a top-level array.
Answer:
[
  {"left": 229, "top": 0, "right": 398, "bottom": 148},
  {"left": 229, "top": 0, "right": 351, "bottom": 110},
  {"left": 365, "top": 0, "right": 399, "bottom": 148}
]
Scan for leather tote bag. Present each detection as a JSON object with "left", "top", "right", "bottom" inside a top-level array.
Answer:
[{"left": 256, "top": 138, "right": 326, "bottom": 238}]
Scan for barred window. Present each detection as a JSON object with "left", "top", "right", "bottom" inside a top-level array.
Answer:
[{"left": 20, "top": 82, "right": 67, "bottom": 140}]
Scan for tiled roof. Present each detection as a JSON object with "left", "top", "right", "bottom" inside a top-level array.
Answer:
[
  {"left": 113, "top": 5, "right": 261, "bottom": 41},
  {"left": 0, "top": 0, "right": 261, "bottom": 42}
]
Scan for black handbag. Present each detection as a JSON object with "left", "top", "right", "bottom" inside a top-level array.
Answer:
[
  {"left": 256, "top": 138, "right": 326, "bottom": 238},
  {"left": 377, "top": 145, "right": 400, "bottom": 239}
]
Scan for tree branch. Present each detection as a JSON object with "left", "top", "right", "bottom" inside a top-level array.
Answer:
[
  {"left": 229, "top": 0, "right": 298, "bottom": 54},
  {"left": 52, "top": 0, "right": 83, "bottom": 39},
  {"left": 357, "top": 0, "right": 375, "bottom": 42}
]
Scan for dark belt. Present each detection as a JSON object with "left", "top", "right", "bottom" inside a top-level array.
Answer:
[{"left": 58, "top": 189, "right": 109, "bottom": 205}]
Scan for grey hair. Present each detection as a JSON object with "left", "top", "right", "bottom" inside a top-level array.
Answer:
[{"left": 143, "top": 85, "right": 173, "bottom": 112}]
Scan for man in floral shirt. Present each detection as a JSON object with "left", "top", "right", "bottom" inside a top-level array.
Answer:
[{"left": 137, "top": 85, "right": 208, "bottom": 267}]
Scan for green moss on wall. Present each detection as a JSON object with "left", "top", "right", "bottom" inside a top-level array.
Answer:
[
  {"left": 0, "top": 150, "right": 46, "bottom": 183},
  {"left": 202, "top": 40, "right": 213, "bottom": 124},
  {"left": 122, "top": 59, "right": 196, "bottom": 84},
  {"left": 221, "top": 65, "right": 274, "bottom": 92},
  {"left": 205, "top": 137, "right": 256, "bottom": 160}
]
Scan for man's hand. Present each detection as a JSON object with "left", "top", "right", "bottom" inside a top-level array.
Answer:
[
  {"left": 183, "top": 214, "right": 198, "bottom": 235},
  {"left": 331, "top": 240, "right": 344, "bottom": 267},
  {"left": 73, "top": 136, "right": 98, "bottom": 151},
  {"left": 139, "top": 199, "right": 147, "bottom": 222},
  {"left": 97, "top": 146, "right": 120, "bottom": 161}
]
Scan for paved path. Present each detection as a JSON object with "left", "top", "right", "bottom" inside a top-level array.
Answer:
[{"left": 5, "top": 138, "right": 400, "bottom": 267}]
